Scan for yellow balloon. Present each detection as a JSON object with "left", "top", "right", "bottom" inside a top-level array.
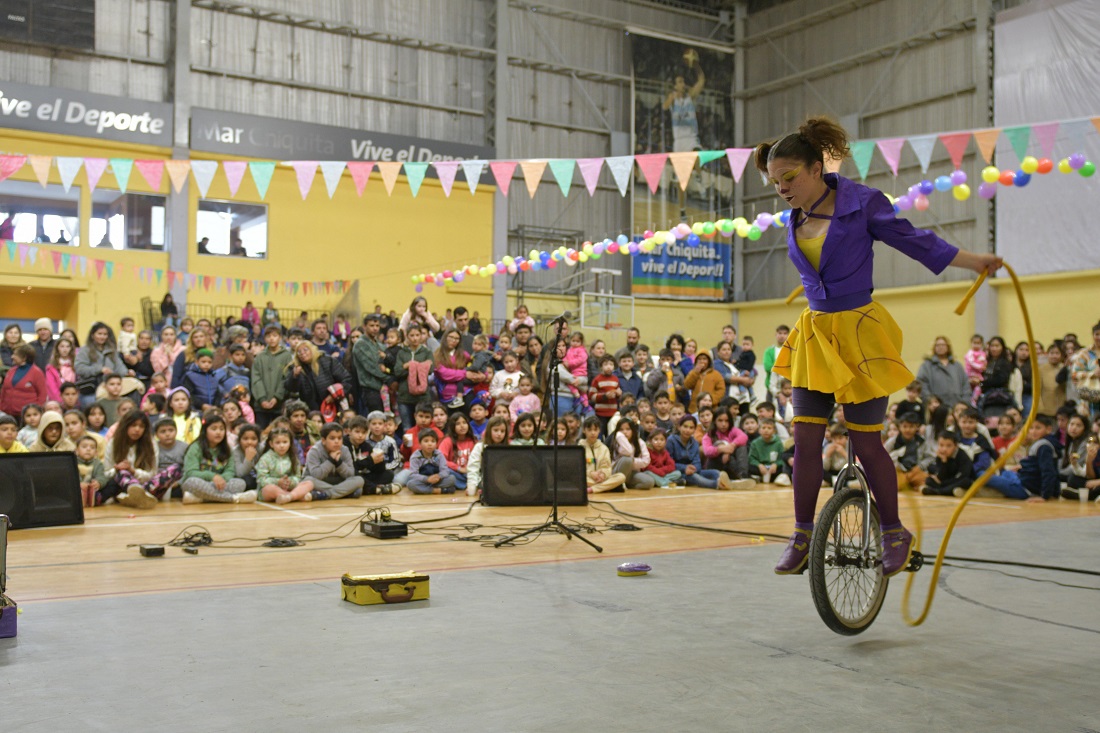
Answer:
[
  {"left": 980, "top": 166, "right": 1000, "bottom": 184},
  {"left": 731, "top": 217, "right": 747, "bottom": 229},
  {"left": 1058, "top": 158, "right": 1073, "bottom": 174},
  {"left": 691, "top": 222, "right": 705, "bottom": 236},
  {"left": 736, "top": 224, "right": 751, "bottom": 238},
  {"left": 952, "top": 183, "right": 971, "bottom": 201},
  {"left": 1020, "top": 156, "right": 1038, "bottom": 175}
]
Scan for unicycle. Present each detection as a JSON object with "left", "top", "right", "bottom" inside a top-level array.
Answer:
[{"left": 807, "top": 462, "right": 924, "bottom": 635}]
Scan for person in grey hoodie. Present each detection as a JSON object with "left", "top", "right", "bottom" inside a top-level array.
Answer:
[
  {"left": 915, "top": 335, "right": 970, "bottom": 408},
  {"left": 303, "top": 422, "right": 364, "bottom": 500},
  {"left": 74, "top": 322, "right": 127, "bottom": 406}
]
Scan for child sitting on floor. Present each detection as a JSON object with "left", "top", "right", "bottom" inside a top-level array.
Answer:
[{"left": 407, "top": 429, "right": 456, "bottom": 495}]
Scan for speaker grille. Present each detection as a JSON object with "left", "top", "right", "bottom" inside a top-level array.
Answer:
[
  {"left": 0, "top": 453, "right": 84, "bottom": 529},
  {"left": 481, "top": 446, "right": 587, "bottom": 506}
]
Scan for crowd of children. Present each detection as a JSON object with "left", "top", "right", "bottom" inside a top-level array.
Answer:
[{"left": 2, "top": 304, "right": 1099, "bottom": 507}]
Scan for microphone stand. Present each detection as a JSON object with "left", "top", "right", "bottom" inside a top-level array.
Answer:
[{"left": 495, "top": 316, "right": 602, "bottom": 552}]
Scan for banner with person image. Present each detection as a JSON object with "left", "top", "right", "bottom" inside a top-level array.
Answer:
[{"left": 631, "top": 33, "right": 735, "bottom": 299}]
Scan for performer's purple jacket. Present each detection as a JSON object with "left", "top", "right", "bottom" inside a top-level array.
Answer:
[{"left": 787, "top": 173, "right": 960, "bottom": 313}]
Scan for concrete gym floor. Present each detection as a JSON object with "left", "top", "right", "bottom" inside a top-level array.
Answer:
[{"left": 2, "top": 517, "right": 1098, "bottom": 732}]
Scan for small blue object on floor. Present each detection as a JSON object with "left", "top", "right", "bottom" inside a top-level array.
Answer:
[{"left": 617, "top": 562, "right": 651, "bottom": 577}]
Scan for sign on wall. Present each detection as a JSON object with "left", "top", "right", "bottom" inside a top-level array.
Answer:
[
  {"left": 0, "top": 81, "right": 172, "bottom": 147},
  {"left": 631, "top": 238, "right": 731, "bottom": 300},
  {"left": 190, "top": 108, "right": 494, "bottom": 171}
]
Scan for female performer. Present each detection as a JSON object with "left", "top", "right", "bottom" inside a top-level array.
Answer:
[{"left": 757, "top": 118, "right": 1001, "bottom": 577}]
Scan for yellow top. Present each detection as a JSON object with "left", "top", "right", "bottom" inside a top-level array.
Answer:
[
  {"left": 0, "top": 440, "right": 30, "bottom": 454},
  {"left": 796, "top": 233, "right": 826, "bottom": 271}
]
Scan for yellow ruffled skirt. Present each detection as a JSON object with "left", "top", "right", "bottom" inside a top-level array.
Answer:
[{"left": 771, "top": 300, "right": 913, "bottom": 404}]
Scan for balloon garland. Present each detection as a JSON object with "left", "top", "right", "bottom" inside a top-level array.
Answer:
[{"left": 412, "top": 156, "right": 1095, "bottom": 291}]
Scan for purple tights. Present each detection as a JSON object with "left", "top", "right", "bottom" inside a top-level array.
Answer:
[{"left": 790, "top": 389, "right": 900, "bottom": 529}]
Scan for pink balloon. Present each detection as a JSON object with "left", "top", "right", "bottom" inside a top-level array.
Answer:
[{"left": 913, "top": 194, "right": 930, "bottom": 212}]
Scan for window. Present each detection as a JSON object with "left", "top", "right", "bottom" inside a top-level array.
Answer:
[
  {"left": 0, "top": 179, "right": 79, "bottom": 245},
  {"left": 89, "top": 190, "right": 167, "bottom": 251},
  {"left": 196, "top": 200, "right": 268, "bottom": 259}
]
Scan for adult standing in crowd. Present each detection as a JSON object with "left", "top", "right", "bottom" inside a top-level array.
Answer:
[
  {"left": 1, "top": 324, "right": 24, "bottom": 379},
  {"left": 762, "top": 324, "right": 790, "bottom": 400},
  {"left": 283, "top": 340, "right": 353, "bottom": 413},
  {"left": 310, "top": 319, "right": 339, "bottom": 357},
  {"left": 31, "top": 318, "right": 55, "bottom": 370},
  {"left": 615, "top": 327, "right": 641, "bottom": 361},
  {"left": 151, "top": 324, "right": 185, "bottom": 385},
  {"left": 0, "top": 343, "right": 47, "bottom": 417},
  {"left": 170, "top": 328, "right": 212, "bottom": 389},
  {"left": 74, "top": 322, "right": 127, "bottom": 405},
  {"left": 400, "top": 297, "right": 440, "bottom": 345},
  {"left": 160, "top": 293, "right": 179, "bottom": 328},
  {"left": 352, "top": 314, "right": 388, "bottom": 414},
  {"left": 251, "top": 324, "right": 292, "bottom": 428},
  {"left": 453, "top": 307, "right": 475, "bottom": 354},
  {"left": 1070, "top": 322, "right": 1100, "bottom": 418},
  {"left": 916, "top": 335, "right": 970, "bottom": 408},
  {"left": 1036, "top": 342, "right": 1067, "bottom": 416}
]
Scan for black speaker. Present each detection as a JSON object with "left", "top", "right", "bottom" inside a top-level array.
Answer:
[
  {"left": 0, "top": 453, "right": 84, "bottom": 530},
  {"left": 481, "top": 445, "right": 588, "bottom": 506}
]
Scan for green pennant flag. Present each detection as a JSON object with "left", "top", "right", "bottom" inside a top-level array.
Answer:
[
  {"left": 548, "top": 159, "right": 576, "bottom": 197},
  {"left": 263, "top": 281, "right": 270, "bottom": 295},
  {"left": 697, "top": 150, "right": 725, "bottom": 165},
  {"left": 248, "top": 162, "right": 276, "bottom": 199},
  {"left": 105, "top": 261, "right": 114, "bottom": 278},
  {"left": 156, "top": 269, "right": 163, "bottom": 285},
  {"left": 1003, "top": 126, "right": 1031, "bottom": 163},
  {"left": 403, "top": 162, "right": 429, "bottom": 197},
  {"left": 850, "top": 140, "right": 876, "bottom": 180},
  {"left": 61, "top": 253, "right": 71, "bottom": 271},
  {"left": 110, "top": 158, "right": 133, "bottom": 193},
  {"left": 5, "top": 241, "right": 15, "bottom": 261}
]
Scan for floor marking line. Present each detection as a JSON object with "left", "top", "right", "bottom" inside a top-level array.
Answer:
[{"left": 256, "top": 502, "right": 318, "bottom": 520}]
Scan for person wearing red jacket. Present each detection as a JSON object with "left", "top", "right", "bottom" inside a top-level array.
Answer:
[
  {"left": 0, "top": 344, "right": 48, "bottom": 419},
  {"left": 641, "top": 430, "right": 683, "bottom": 488}
]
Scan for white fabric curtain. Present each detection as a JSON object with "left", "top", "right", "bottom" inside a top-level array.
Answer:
[{"left": 994, "top": 0, "right": 1100, "bottom": 274}]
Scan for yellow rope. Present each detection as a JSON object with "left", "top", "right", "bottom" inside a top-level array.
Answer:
[{"left": 901, "top": 262, "right": 1039, "bottom": 626}]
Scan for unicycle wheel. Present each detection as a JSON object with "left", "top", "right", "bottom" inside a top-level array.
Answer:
[{"left": 808, "top": 485, "right": 888, "bottom": 635}]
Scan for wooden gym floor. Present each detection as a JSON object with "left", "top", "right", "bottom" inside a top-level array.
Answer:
[{"left": 8, "top": 485, "right": 1094, "bottom": 603}]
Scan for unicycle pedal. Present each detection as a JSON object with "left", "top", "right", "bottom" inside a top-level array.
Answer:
[{"left": 906, "top": 551, "right": 924, "bottom": 572}]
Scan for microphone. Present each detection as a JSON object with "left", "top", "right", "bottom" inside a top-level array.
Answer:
[{"left": 550, "top": 310, "right": 572, "bottom": 324}]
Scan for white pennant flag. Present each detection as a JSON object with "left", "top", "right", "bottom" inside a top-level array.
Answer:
[
  {"left": 605, "top": 156, "right": 633, "bottom": 197},
  {"left": 461, "top": 160, "right": 486, "bottom": 195},
  {"left": 319, "top": 161, "right": 347, "bottom": 199},
  {"left": 190, "top": 160, "right": 218, "bottom": 198},
  {"left": 56, "top": 157, "right": 83, "bottom": 193}
]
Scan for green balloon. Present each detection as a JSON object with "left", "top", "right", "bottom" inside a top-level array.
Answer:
[
  {"left": 1079, "top": 162, "right": 1096, "bottom": 177},
  {"left": 747, "top": 225, "right": 762, "bottom": 241}
]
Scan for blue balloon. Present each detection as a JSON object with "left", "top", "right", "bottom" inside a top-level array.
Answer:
[
  {"left": 893, "top": 203, "right": 900, "bottom": 215},
  {"left": 616, "top": 234, "right": 629, "bottom": 246},
  {"left": 530, "top": 261, "right": 542, "bottom": 271},
  {"left": 934, "top": 175, "right": 952, "bottom": 192},
  {"left": 539, "top": 251, "right": 550, "bottom": 262},
  {"left": 778, "top": 209, "right": 791, "bottom": 224},
  {"left": 919, "top": 179, "right": 935, "bottom": 196},
  {"left": 1013, "top": 171, "right": 1031, "bottom": 187},
  {"left": 687, "top": 233, "right": 701, "bottom": 246}
]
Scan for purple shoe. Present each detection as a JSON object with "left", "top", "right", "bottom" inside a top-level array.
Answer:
[
  {"left": 881, "top": 527, "right": 914, "bottom": 578},
  {"left": 774, "top": 529, "right": 811, "bottom": 575}
]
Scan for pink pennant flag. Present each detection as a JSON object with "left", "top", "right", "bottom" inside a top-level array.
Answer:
[
  {"left": 17, "top": 244, "right": 28, "bottom": 266},
  {"left": 634, "top": 153, "right": 667, "bottom": 195},
  {"left": 1031, "top": 122, "right": 1059, "bottom": 158},
  {"left": 519, "top": 160, "right": 547, "bottom": 199},
  {"left": 577, "top": 158, "right": 603, "bottom": 196},
  {"left": 51, "top": 251, "right": 62, "bottom": 273},
  {"left": 725, "top": 148, "right": 753, "bottom": 183},
  {"left": 27, "top": 155, "right": 52, "bottom": 187},
  {"left": 489, "top": 161, "right": 518, "bottom": 196},
  {"left": 164, "top": 160, "right": 191, "bottom": 193},
  {"left": 83, "top": 158, "right": 109, "bottom": 191},
  {"left": 667, "top": 152, "right": 698, "bottom": 191},
  {"left": 875, "top": 138, "right": 906, "bottom": 176},
  {"left": 223, "top": 161, "right": 248, "bottom": 197},
  {"left": 376, "top": 162, "right": 403, "bottom": 195},
  {"left": 166, "top": 271, "right": 176, "bottom": 289},
  {"left": 0, "top": 155, "right": 27, "bottom": 182},
  {"left": 290, "top": 161, "right": 319, "bottom": 199},
  {"left": 135, "top": 160, "right": 165, "bottom": 191},
  {"left": 346, "top": 162, "right": 373, "bottom": 196},
  {"left": 938, "top": 133, "right": 971, "bottom": 169},
  {"left": 433, "top": 161, "right": 460, "bottom": 197},
  {"left": 94, "top": 259, "right": 106, "bottom": 279}
]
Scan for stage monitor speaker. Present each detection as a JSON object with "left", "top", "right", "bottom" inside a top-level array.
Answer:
[
  {"left": 0, "top": 453, "right": 84, "bottom": 530},
  {"left": 481, "top": 445, "right": 588, "bottom": 506}
]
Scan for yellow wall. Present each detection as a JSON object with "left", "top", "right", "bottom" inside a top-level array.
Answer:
[
  {"left": 991, "top": 268, "right": 1100, "bottom": 348},
  {"left": 0, "top": 128, "right": 496, "bottom": 333}
]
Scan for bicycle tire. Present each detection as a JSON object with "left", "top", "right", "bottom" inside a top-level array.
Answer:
[{"left": 809, "top": 484, "right": 888, "bottom": 635}]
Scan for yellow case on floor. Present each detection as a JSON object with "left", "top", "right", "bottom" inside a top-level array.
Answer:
[{"left": 341, "top": 571, "right": 430, "bottom": 606}]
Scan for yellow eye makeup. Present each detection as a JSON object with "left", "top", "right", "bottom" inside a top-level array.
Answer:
[{"left": 769, "top": 165, "right": 803, "bottom": 186}]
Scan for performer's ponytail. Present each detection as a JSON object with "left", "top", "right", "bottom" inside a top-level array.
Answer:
[{"left": 754, "top": 116, "right": 851, "bottom": 173}]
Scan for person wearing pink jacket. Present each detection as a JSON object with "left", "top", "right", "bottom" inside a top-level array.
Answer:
[
  {"left": 700, "top": 409, "right": 752, "bottom": 481},
  {"left": 432, "top": 329, "right": 470, "bottom": 410}
]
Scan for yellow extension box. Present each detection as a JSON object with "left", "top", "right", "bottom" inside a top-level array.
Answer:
[{"left": 341, "top": 571, "right": 430, "bottom": 606}]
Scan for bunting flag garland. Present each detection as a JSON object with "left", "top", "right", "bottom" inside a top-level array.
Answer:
[
  {"left": 667, "top": 152, "right": 698, "bottom": 191},
  {"left": 27, "top": 155, "right": 51, "bottom": 186},
  {"left": 876, "top": 138, "right": 906, "bottom": 176},
  {"left": 165, "top": 160, "right": 191, "bottom": 193},
  {"left": 519, "top": 159, "right": 547, "bottom": 199},
  {"left": 190, "top": 160, "right": 218, "bottom": 198},
  {"left": 0, "top": 114, "right": 1098, "bottom": 204},
  {"left": 84, "top": 158, "right": 109, "bottom": 191},
  {"left": 433, "top": 161, "right": 460, "bottom": 197},
  {"left": 376, "top": 161, "right": 403, "bottom": 195},
  {"left": 576, "top": 158, "right": 603, "bottom": 196},
  {"left": 548, "top": 159, "right": 575, "bottom": 197},
  {"left": 403, "top": 162, "right": 429, "bottom": 198},
  {"left": 135, "top": 159, "right": 165, "bottom": 192},
  {"left": 319, "top": 161, "right": 346, "bottom": 199},
  {"left": 634, "top": 153, "right": 667, "bottom": 195},
  {"left": 461, "top": 160, "right": 486, "bottom": 195},
  {"left": 346, "top": 161, "right": 373, "bottom": 196}
]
